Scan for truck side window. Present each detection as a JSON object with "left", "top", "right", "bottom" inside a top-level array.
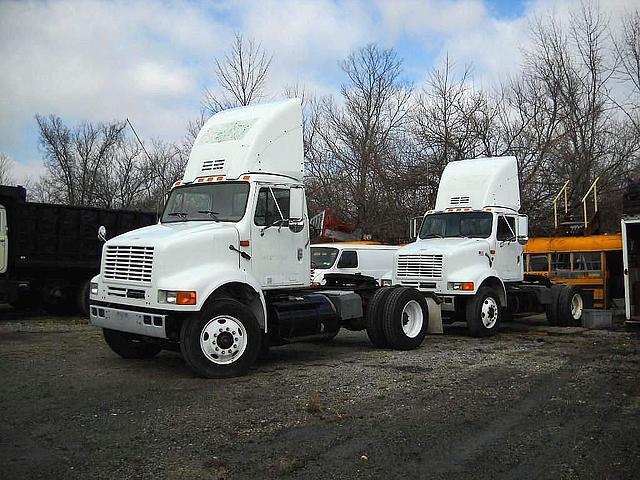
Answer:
[
  {"left": 497, "top": 216, "right": 516, "bottom": 241},
  {"left": 337, "top": 251, "right": 358, "bottom": 268},
  {"left": 254, "top": 188, "right": 290, "bottom": 226}
]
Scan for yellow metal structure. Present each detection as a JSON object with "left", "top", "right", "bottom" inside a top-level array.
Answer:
[
  {"left": 552, "top": 180, "right": 570, "bottom": 229},
  {"left": 582, "top": 177, "right": 599, "bottom": 228}
]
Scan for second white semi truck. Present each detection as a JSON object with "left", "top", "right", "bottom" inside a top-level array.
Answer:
[{"left": 389, "top": 156, "right": 586, "bottom": 336}]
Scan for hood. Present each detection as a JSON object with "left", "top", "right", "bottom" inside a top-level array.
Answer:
[
  {"left": 111, "top": 221, "right": 238, "bottom": 248},
  {"left": 103, "top": 221, "right": 240, "bottom": 285},
  {"left": 398, "top": 237, "right": 491, "bottom": 256}
]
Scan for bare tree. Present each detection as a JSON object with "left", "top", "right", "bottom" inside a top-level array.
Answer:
[
  {"left": 0, "top": 153, "right": 15, "bottom": 185},
  {"left": 306, "top": 45, "right": 413, "bottom": 239},
  {"left": 613, "top": 9, "right": 640, "bottom": 135},
  {"left": 202, "top": 33, "right": 273, "bottom": 114},
  {"left": 36, "top": 114, "right": 126, "bottom": 206}
]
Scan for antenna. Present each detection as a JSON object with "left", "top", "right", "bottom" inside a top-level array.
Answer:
[{"left": 126, "top": 118, "right": 153, "bottom": 162}]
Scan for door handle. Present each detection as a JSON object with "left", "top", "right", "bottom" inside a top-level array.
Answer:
[{"left": 229, "top": 244, "right": 251, "bottom": 260}]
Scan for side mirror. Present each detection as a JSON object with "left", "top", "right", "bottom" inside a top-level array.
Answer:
[
  {"left": 289, "top": 186, "right": 305, "bottom": 221},
  {"left": 98, "top": 225, "right": 107, "bottom": 243},
  {"left": 517, "top": 215, "right": 528, "bottom": 245}
]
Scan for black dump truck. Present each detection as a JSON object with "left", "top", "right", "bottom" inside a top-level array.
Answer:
[{"left": 0, "top": 186, "right": 156, "bottom": 315}]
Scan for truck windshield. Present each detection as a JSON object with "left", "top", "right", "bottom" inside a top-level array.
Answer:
[
  {"left": 311, "top": 247, "right": 339, "bottom": 269},
  {"left": 419, "top": 212, "right": 493, "bottom": 239},
  {"left": 161, "top": 182, "right": 250, "bottom": 223}
]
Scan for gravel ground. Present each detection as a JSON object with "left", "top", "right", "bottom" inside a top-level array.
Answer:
[{"left": 1, "top": 309, "right": 639, "bottom": 480}]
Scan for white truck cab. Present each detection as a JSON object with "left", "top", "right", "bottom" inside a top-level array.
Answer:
[
  {"left": 392, "top": 157, "right": 531, "bottom": 336},
  {"left": 310, "top": 243, "right": 398, "bottom": 285},
  {"left": 89, "top": 99, "right": 434, "bottom": 377}
]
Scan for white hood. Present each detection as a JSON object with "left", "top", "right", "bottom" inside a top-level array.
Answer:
[{"left": 398, "top": 237, "right": 490, "bottom": 256}]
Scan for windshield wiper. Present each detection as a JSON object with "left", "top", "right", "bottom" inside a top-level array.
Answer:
[
  {"left": 422, "top": 233, "right": 443, "bottom": 239},
  {"left": 167, "top": 212, "right": 188, "bottom": 220},
  {"left": 197, "top": 210, "right": 220, "bottom": 222},
  {"left": 261, "top": 218, "right": 288, "bottom": 236}
]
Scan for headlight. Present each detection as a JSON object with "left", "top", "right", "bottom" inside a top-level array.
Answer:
[
  {"left": 380, "top": 279, "right": 392, "bottom": 287},
  {"left": 448, "top": 282, "right": 474, "bottom": 291},
  {"left": 158, "top": 290, "right": 197, "bottom": 305},
  {"left": 90, "top": 283, "right": 99, "bottom": 295}
]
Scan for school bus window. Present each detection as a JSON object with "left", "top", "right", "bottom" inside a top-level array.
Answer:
[
  {"left": 551, "top": 253, "right": 571, "bottom": 271},
  {"left": 572, "top": 252, "right": 602, "bottom": 271},
  {"left": 529, "top": 254, "right": 549, "bottom": 271}
]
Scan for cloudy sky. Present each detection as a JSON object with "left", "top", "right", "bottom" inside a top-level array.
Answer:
[{"left": 0, "top": 0, "right": 635, "bottom": 183}]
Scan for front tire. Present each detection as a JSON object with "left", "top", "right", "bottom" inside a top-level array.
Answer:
[
  {"left": 466, "top": 287, "right": 501, "bottom": 337},
  {"left": 381, "top": 287, "right": 429, "bottom": 350},
  {"left": 103, "top": 329, "right": 162, "bottom": 359},
  {"left": 180, "top": 299, "right": 261, "bottom": 378}
]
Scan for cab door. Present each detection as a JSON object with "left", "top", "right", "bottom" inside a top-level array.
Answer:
[
  {"left": 0, "top": 205, "right": 7, "bottom": 274},
  {"left": 493, "top": 214, "right": 522, "bottom": 281},
  {"left": 250, "top": 185, "right": 308, "bottom": 288}
]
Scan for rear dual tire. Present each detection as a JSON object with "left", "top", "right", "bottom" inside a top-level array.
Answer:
[
  {"left": 366, "top": 287, "right": 429, "bottom": 350},
  {"left": 546, "top": 285, "right": 584, "bottom": 327}
]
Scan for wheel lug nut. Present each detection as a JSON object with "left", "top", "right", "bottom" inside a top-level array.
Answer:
[
  {"left": 234, "top": 338, "right": 238, "bottom": 342},
  {"left": 233, "top": 344, "right": 237, "bottom": 348},
  {"left": 215, "top": 347, "right": 219, "bottom": 351},
  {"left": 232, "top": 331, "right": 236, "bottom": 335},
  {"left": 226, "top": 327, "right": 230, "bottom": 331}
]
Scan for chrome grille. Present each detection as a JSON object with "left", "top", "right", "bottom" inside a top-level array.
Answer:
[
  {"left": 396, "top": 254, "right": 443, "bottom": 279},
  {"left": 104, "top": 245, "right": 154, "bottom": 283}
]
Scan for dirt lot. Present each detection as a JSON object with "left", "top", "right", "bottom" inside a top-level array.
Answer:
[{"left": 0, "top": 310, "right": 639, "bottom": 480}]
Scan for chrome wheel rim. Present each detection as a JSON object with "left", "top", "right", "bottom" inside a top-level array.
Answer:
[
  {"left": 200, "top": 315, "right": 247, "bottom": 364},
  {"left": 571, "top": 293, "right": 583, "bottom": 320},
  {"left": 481, "top": 296, "right": 498, "bottom": 329},
  {"left": 401, "top": 300, "right": 424, "bottom": 338}
]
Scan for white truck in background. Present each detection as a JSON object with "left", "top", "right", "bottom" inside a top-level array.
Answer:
[
  {"left": 310, "top": 243, "right": 398, "bottom": 285},
  {"left": 391, "top": 156, "right": 586, "bottom": 336},
  {"left": 89, "top": 100, "right": 437, "bottom": 378}
]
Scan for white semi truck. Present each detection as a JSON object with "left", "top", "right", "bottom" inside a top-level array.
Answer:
[
  {"left": 89, "top": 99, "right": 436, "bottom": 377},
  {"left": 390, "top": 156, "right": 586, "bottom": 336}
]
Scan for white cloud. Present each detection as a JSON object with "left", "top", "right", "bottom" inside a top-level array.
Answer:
[
  {"left": 1, "top": 0, "right": 638, "bottom": 172},
  {"left": 0, "top": 0, "right": 232, "bottom": 150}
]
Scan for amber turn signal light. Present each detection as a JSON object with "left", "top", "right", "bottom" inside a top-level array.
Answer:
[{"left": 176, "top": 291, "right": 197, "bottom": 305}]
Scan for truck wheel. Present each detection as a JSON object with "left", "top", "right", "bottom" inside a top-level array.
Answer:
[
  {"left": 365, "top": 287, "right": 394, "bottom": 348},
  {"left": 557, "top": 285, "right": 584, "bottom": 327},
  {"left": 103, "top": 329, "right": 162, "bottom": 359},
  {"left": 381, "top": 287, "right": 429, "bottom": 350},
  {"left": 180, "top": 299, "right": 261, "bottom": 378},
  {"left": 466, "top": 287, "right": 501, "bottom": 337},
  {"left": 545, "top": 285, "right": 564, "bottom": 326}
]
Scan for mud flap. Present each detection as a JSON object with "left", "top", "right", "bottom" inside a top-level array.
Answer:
[{"left": 426, "top": 297, "right": 443, "bottom": 334}]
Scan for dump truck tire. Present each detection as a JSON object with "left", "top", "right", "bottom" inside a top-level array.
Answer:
[
  {"left": 381, "top": 287, "right": 429, "bottom": 350},
  {"left": 180, "top": 299, "right": 261, "bottom": 378},
  {"left": 557, "top": 285, "right": 584, "bottom": 327},
  {"left": 103, "top": 329, "right": 162, "bottom": 359},
  {"left": 365, "top": 287, "right": 394, "bottom": 348},
  {"left": 466, "top": 287, "right": 501, "bottom": 337},
  {"left": 545, "top": 285, "right": 563, "bottom": 326}
]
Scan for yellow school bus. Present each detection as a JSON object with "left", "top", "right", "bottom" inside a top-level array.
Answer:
[{"left": 524, "top": 234, "right": 623, "bottom": 309}]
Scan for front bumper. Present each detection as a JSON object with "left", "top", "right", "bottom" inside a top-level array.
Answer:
[{"left": 89, "top": 305, "right": 168, "bottom": 339}]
